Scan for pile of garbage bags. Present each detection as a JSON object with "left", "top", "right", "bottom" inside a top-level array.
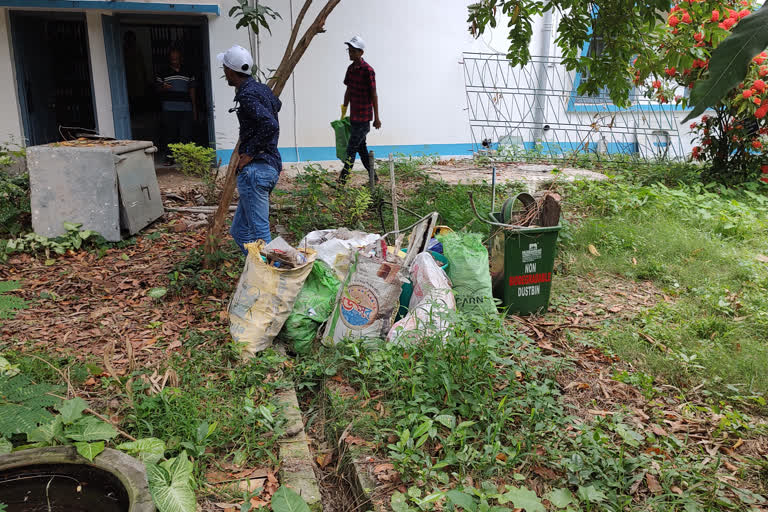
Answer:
[{"left": 228, "top": 224, "right": 497, "bottom": 358}]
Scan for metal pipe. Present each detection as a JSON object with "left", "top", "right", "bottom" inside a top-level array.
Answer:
[
  {"left": 532, "top": 10, "right": 554, "bottom": 144},
  {"left": 491, "top": 165, "right": 496, "bottom": 213}
]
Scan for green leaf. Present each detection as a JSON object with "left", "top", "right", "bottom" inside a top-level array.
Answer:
[
  {"left": 684, "top": 3, "right": 768, "bottom": 121},
  {"left": 27, "top": 416, "right": 63, "bottom": 444},
  {"left": 446, "top": 490, "right": 477, "bottom": 511},
  {"left": 0, "top": 404, "right": 53, "bottom": 437},
  {"left": 147, "top": 452, "right": 196, "bottom": 512},
  {"left": 56, "top": 397, "right": 88, "bottom": 424},
  {"left": 270, "top": 486, "right": 311, "bottom": 512},
  {"left": 390, "top": 492, "right": 411, "bottom": 512},
  {"left": 65, "top": 416, "right": 118, "bottom": 442},
  {"left": 0, "top": 437, "right": 12, "bottom": 454},
  {"left": 75, "top": 441, "right": 105, "bottom": 461},
  {"left": 577, "top": 485, "right": 607, "bottom": 503},
  {"left": 545, "top": 488, "right": 575, "bottom": 509},
  {"left": 502, "top": 487, "right": 545, "bottom": 512},
  {"left": 62, "top": 222, "right": 82, "bottom": 231},
  {"left": 434, "top": 414, "right": 456, "bottom": 429},
  {"left": 148, "top": 287, "right": 168, "bottom": 299},
  {"left": 614, "top": 423, "right": 644, "bottom": 447},
  {"left": 116, "top": 438, "right": 166, "bottom": 465}
]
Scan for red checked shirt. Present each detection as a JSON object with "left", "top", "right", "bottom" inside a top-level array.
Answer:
[{"left": 344, "top": 58, "right": 376, "bottom": 122}]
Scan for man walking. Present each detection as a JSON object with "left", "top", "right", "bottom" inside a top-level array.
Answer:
[
  {"left": 339, "top": 35, "right": 381, "bottom": 185},
  {"left": 155, "top": 47, "right": 198, "bottom": 164},
  {"left": 217, "top": 45, "right": 282, "bottom": 255}
]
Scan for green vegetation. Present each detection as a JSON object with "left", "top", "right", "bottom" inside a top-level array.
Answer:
[
  {"left": 0, "top": 281, "right": 27, "bottom": 320},
  {"left": 557, "top": 178, "right": 768, "bottom": 398},
  {"left": 168, "top": 142, "right": 219, "bottom": 203}
]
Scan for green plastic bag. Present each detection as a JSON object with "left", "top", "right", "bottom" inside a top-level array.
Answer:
[
  {"left": 439, "top": 232, "right": 497, "bottom": 316},
  {"left": 281, "top": 260, "right": 341, "bottom": 354},
  {"left": 330, "top": 117, "right": 351, "bottom": 160}
]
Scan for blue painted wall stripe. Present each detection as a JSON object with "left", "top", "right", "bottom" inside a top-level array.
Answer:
[
  {"left": 0, "top": 1, "right": 220, "bottom": 15},
  {"left": 216, "top": 143, "right": 476, "bottom": 165}
]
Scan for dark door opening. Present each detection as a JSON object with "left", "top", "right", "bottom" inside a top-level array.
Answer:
[
  {"left": 11, "top": 13, "right": 96, "bottom": 146},
  {"left": 118, "top": 19, "right": 213, "bottom": 163}
]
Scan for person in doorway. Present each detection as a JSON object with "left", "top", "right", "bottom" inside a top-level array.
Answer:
[
  {"left": 217, "top": 45, "right": 282, "bottom": 255},
  {"left": 339, "top": 35, "right": 381, "bottom": 185},
  {"left": 155, "top": 47, "right": 198, "bottom": 164}
]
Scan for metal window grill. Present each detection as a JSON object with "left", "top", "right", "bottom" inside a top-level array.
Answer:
[{"left": 462, "top": 52, "right": 686, "bottom": 161}]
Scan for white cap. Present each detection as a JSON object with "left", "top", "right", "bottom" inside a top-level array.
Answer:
[
  {"left": 345, "top": 35, "right": 366, "bottom": 50},
  {"left": 217, "top": 45, "right": 253, "bottom": 74}
]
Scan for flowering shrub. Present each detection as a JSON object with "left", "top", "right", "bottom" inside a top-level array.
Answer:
[{"left": 633, "top": 0, "right": 768, "bottom": 184}]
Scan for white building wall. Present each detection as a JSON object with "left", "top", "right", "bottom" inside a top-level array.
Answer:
[
  {"left": 0, "top": 8, "right": 23, "bottom": 145},
  {"left": 86, "top": 12, "right": 115, "bottom": 138}
]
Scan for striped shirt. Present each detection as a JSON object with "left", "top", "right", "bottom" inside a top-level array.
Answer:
[{"left": 155, "top": 67, "right": 197, "bottom": 111}]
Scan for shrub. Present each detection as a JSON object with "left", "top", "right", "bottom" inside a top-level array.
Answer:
[
  {"left": 0, "top": 141, "right": 29, "bottom": 235},
  {"left": 168, "top": 143, "right": 218, "bottom": 202},
  {"left": 633, "top": 0, "right": 768, "bottom": 184}
]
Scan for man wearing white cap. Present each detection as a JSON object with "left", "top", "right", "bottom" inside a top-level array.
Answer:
[
  {"left": 217, "top": 45, "right": 282, "bottom": 255},
  {"left": 339, "top": 35, "right": 381, "bottom": 185}
]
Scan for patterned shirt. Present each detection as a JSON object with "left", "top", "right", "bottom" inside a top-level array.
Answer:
[
  {"left": 155, "top": 67, "right": 196, "bottom": 112},
  {"left": 344, "top": 58, "right": 376, "bottom": 122},
  {"left": 235, "top": 77, "right": 282, "bottom": 172}
]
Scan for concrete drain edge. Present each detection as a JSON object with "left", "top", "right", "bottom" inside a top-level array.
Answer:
[{"left": 276, "top": 387, "right": 322, "bottom": 511}]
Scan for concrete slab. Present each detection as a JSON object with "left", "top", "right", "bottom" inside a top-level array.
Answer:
[{"left": 276, "top": 388, "right": 322, "bottom": 511}]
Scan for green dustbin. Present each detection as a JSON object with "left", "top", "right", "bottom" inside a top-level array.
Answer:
[{"left": 488, "top": 212, "right": 560, "bottom": 315}]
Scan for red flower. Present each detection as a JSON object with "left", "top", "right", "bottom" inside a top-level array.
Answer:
[
  {"left": 690, "top": 122, "right": 698, "bottom": 129},
  {"left": 692, "top": 146, "right": 701, "bottom": 159},
  {"left": 703, "top": 138, "right": 712, "bottom": 145},
  {"left": 665, "top": 67, "right": 676, "bottom": 76},
  {"left": 711, "top": 9, "right": 720, "bottom": 21},
  {"left": 754, "top": 97, "right": 762, "bottom": 105},
  {"left": 728, "top": 9, "right": 738, "bottom": 19},
  {"left": 760, "top": 177, "right": 768, "bottom": 183},
  {"left": 724, "top": 18, "right": 737, "bottom": 29},
  {"left": 669, "top": 15, "right": 680, "bottom": 26},
  {"left": 673, "top": 28, "right": 679, "bottom": 34},
  {"left": 741, "top": 0, "right": 748, "bottom": 5},
  {"left": 671, "top": 4, "right": 681, "bottom": 11},
  {"left": 702, "top": 115, "right": 709, "bottom": 122},
  {"left": 754, "top": 79, "right": 767, "bottom": 92},
  {"left": 752, "top": 140, "right": 762, "bottom": 149},
  {"left": 754, "top": 52, "right": 767, "bottom": 65},
  {"left": 682, "top": 12, "right": 692, "bottom": 23},
  {"left": 739, "top": 9, "right": 750, "bottom": 18},
  {"left": 652, "top": 79, "right": 661, "bottom": 89},
  {"left": 743, "top": 89, "right": 754, "bottom": 98},
  {"left": 761, "top": 164, "right": 768, "bottom": 173},
  {"left": 694, "top": 32, "right": 704, "bottom": 42},
  {"left": 756, "top": 104, "right": 768, "bottom": 118},
  {"left": 760, "top": 66, "right": 768, "bottom": 77}
]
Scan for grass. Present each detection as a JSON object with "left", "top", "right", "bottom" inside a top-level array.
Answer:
[
  {"left": 295, "top": 311, "right": 768, "bottom": 511},
  {"left": 556, "top": 178, "right": 768, "bottom": 399},
  {"left": 122, "top": 330, "right": 291, "bottom": 471}
]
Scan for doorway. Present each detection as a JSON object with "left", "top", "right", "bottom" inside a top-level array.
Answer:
[
  {"left": 10, "top": 12, "right": 97, "bottom": 146},
  {"left": 116, "top": 17, "right": 214, "bottom": 160}
]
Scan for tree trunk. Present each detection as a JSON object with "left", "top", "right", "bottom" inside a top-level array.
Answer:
[{"left": 204, "top": 0, "right": 342, "bottom": 256}]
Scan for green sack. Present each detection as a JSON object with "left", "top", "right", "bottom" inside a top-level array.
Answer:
[
  {"left": 281, "top": 260, "right": 341, "bottom": 354},
  {"left": 330, "top": 117, "right": 351, "bottom": 161},
  {"left": 438, "top": 232, "right": 497, "bottom": 316}
]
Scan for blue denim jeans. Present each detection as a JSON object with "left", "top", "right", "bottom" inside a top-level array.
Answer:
[
  {"left": 339, "top": 121, "right": 373, "bottom": 184},
  {"left": 230, "top": 160, "right": 280, "bottom": 255}
]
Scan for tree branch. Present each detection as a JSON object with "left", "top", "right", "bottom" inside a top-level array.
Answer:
[
  {"left": 268, "top": 0, "right": 341, "bottom": 97},
  {"left": 278, "top": 0, "right": 313, "bottom": 74}
]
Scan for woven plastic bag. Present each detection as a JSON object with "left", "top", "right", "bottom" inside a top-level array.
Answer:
[
  {"left": 330, "top": 117, "right": 351, "bottom": 160},
  {"left": 387, "top": 252, "right": 455, "bottom": 344},
  {"left": 280, "top": 260, "right": 340, "bottom": 354},
  {"left": 228, "top": 240, "right": 316, "bottom": 358},
  {"left": 438, "top": 232, "right": 496, "bottom": 316},
  {"left": 323, "top": 251, "right": 404, "bottom": 343}
]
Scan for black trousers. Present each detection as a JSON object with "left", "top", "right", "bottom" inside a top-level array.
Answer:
[
  {"left": 339, "top": 120, "right": 375, "bottom": 184},
  {"left": 160, "top": 110, "right": 194, "bottom": 156}
]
